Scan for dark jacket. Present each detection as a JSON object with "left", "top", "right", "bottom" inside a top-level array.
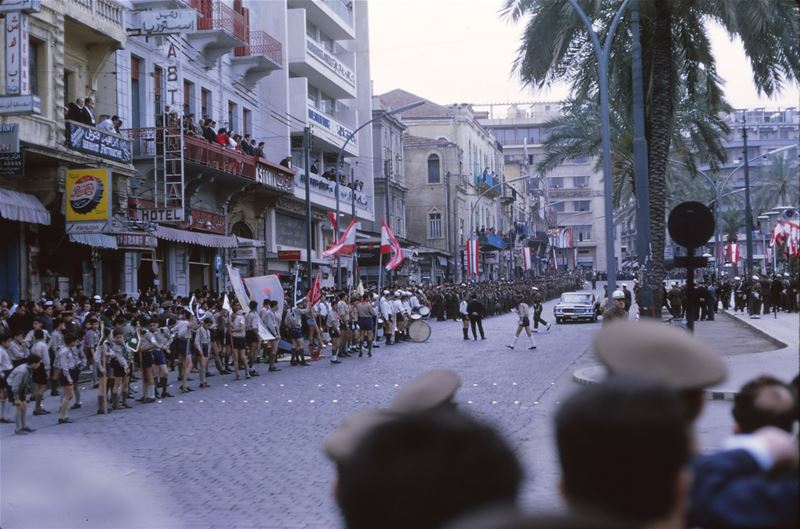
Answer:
[{"left": 466, "top": 300, "right": 484, "bottom": 317}]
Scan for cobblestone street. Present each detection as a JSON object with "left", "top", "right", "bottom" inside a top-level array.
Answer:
[{"left": 1, "top": 290, "right": 777, "bottom": 529}]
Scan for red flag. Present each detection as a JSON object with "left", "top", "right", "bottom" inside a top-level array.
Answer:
[
  {"left": 322, "top": 219, "right": 357, "bottom": 258},
  {"left": 307, "top": 271, "right": 322, "bottom": 306},
  {"left": 327, "top": 211, "right": 338, "bottom": 235},
  {"left": 382, "top": 220, "right": 405, "bottom": 270},
  {"left": 466, "top": 238, "right": 479, "bottom": 276}
]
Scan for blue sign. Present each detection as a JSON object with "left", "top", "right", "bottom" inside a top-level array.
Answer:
[{"left": 215, "top": 255, "right": 222, "bottom": 272}]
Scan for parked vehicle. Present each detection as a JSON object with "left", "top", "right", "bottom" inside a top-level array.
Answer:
[{"left": 554, "top": 291, "right": 598, "bottom": 323}]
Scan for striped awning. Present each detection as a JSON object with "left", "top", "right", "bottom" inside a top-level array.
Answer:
[
  {"left": 154, "top": 225, "right": 237, "bottom": 248},
  {"left": 0, "top": 189, "right": 50, "bottom": 225},
  {"left": 69, "top": 233, "right": 118, "bottom": 249}
]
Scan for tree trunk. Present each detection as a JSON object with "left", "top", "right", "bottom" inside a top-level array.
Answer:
[{"left": 645, "top": 0, "right": 674, "bottom": 317}]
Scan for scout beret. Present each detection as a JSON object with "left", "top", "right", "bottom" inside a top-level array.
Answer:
[
  {"left": 389, "top": 369, "right": 462, "bottom": 413},
  {"left": 593, "top": 320, "right": 726, "bottom": 390}
]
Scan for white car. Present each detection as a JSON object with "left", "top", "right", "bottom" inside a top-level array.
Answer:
[{"left": 554, "top": 291, "right": 598, "bottom": 323}]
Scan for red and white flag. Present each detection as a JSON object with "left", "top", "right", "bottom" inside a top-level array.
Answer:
[
  {"left": 466, "top": 238, "right": 479, "bottom": 276},
  {"left": 381, "top": 220, "right": 405, "bottom": 270},
  {"left": 522, "top": 247, "right": 532, "bottom": 271},
  {"left": 322, "top": 219, "right": 357, "bottom": 258},
  {"left": 327, "top": 211, "right": 338, "bottom": 234},
  {"left": 725, "top": 242, "right": 740, "bottom": 263},
  {"left": 307, "top": 271, "right": 322, "bottom": 306}
]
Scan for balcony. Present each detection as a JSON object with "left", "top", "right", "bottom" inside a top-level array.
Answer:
[
  {"left": 479, "top": 232, "right": 505, "bottom": 251},
  {"left": 288, "top": 78, "right": 357, "bottom": 156},
  {"left": 65, "top": 120, "right": 133, "bottom": 165},
  {"left": 287, "top": 0, "right": 355, "bottom": 40},
  {"left": 129, "top": 0, "right": 192, "bottom": 8},
  {"left": 125, "top": 128, "right": 294, "bottom": 194},
  {"left": 474, "top": 171, "right": 501, "bottom": 197},
  {"left": 231, "top": 31, "right": 283, "bottom": 86},
  {"left": 287, "top": 10, "right": 356, "bottom": 99},
  {"left": 296, "top": 170, "right": 369, "bottom": 211},
  {"left": 186, "top": 0, "right": 247, "bottom": 66},
  {"left": 66, "top": 0, "right": 127, "bottom": 44}
]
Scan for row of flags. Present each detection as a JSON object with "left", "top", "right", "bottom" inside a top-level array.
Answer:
[
  {"left": 321, "top": 218, "right": 406, "bottom": 271},
  {"left": 771, "top": 219, "right": 800, "bottom": 258}
]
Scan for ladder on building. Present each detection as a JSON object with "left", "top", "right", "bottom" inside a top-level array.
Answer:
[{"left": 153, "top": 115, "right": 185, "bottom": 211}]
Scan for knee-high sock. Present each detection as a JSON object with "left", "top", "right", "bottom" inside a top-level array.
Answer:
[
  {"left": 59, "top": 397, "right": 71, "bottom": 419},
  {"left": 0, "top": 400, "right": 7, "bottom": 420},
  {"left": 15, "top": 408, "right": 23, "bottom": 430},
  {"left": 34, "top": 393, "right": 43, "bottom": 411},
  {"left": 509, "top": 334, "right": 520, "bottom": 348}
]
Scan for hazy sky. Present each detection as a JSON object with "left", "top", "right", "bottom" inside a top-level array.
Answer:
[{"left": 368, "top": 0, "right": 800, "bottom": 111}]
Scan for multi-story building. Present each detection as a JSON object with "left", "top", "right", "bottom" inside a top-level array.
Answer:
[
  {"left": 0, "top": 0, "right": 375, "bottom": 301},
  {"left": 378, "top": 89, "right": 506, "bottom": 282},
  {"left": 479, "top": 102, "right": 621, "bottom": 274}
]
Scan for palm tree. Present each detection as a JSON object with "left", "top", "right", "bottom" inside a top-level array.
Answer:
[
  {"left": 752, "top": 150, "right": 800, "bottom": 214},
  {"left": 503, "top": 0, "right": 800, "bottom": 306}
]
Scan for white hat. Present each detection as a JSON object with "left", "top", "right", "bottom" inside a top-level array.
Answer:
[
  {"left": 612, "top": 290, "right": 625, "bottom": 300},
  {"left": 622, "top": 283, "right": 628, "bottom": 288},
  {"left": 752, "top": 275, "right": 759, "bottom": 280},
  {"left": 394, "top": 290, "right": 402, "bottom": 296},
  {"left": 784, "top": 272, "right": 790, "bottom": 277},
  {"left": 93, "top": 295, "right": 102, "bottom": 301},
  {"left": 383, "top": 290, "right": 390, "bottom": 295},
  {"left": 734, "top": 276, "right": 741, "bottom": 281},
  {"left": 44, "top": 301, "right": 53, "bottom": 306}
]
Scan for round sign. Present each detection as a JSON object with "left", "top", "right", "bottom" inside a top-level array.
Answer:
[
  {"left": 69, "top": 174, "right": 105, "bottom": 214},
  {"left": 668, "top": 201, "right": 715, "bottom": 248},
  {"left": 215, "top": 255, "right": 223, "bottom": 271}
]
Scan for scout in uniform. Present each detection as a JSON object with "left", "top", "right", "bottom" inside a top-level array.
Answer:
[
  {"left": 7, "top": 354, "right": 42, "bottom": 434},
  {"left": 506, "top": 301, "right": 536, "bottom": 350}
]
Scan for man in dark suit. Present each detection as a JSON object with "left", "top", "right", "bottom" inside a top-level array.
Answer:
[
  {"left": 82, "top": 97, "right": 96, "bottom": 126},
  {"left": 466, "top": 294, "right": 485, "bottom": 340}
]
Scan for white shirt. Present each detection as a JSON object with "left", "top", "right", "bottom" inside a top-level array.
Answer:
[
  {"left": 97, "top": 118, "right": 115, "bottom": 132},
  {"left": 410, "top": 296, "right": 421, "bottom": 310},
  {"left": 459, "top": 300, "right": 468, "bottom": 316}
]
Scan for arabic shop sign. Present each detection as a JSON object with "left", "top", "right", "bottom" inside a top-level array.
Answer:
[
  {"left": 306, "top": 38, "right": 356, "bottom": 86},
  {"left": 66, "top": 121, "right": 132, "bottom": 164},
  {"left": 0, "top": 1, "right": 41, "bottom": 13},
  {"left": 0, "top": 94, "right": 40, "bottom": 115},
  {"left": 307, "top": 108, "right": 356, "bottom": 146},
  {"left": 256, "top": 162, "right": 294, "bottom": 193},
  {"left": 5, "top": 11, "right": 30, "bottom": 96},
  {"left": 129, "top": 9, "right": 197, "bottom": 37}
]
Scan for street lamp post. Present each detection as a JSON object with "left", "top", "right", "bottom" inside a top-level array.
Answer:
[
  {"left": 566, "top": 0, "right": 630, "bottom": 295},
  {"left": 334, "top": 100, "right": 425, "bottom": 289}
]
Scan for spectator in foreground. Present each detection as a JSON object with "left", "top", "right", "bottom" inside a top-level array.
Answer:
[{"left": 733, "top": 375, "right": 796, "bottom": 434}]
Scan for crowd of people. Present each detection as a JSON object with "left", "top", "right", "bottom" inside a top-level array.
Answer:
[
  {"left": 0, "top": 274, "right": 584, "bottom": 432},
  {"left": 324, "top": 320, "right": 799, "bottom": 529}
]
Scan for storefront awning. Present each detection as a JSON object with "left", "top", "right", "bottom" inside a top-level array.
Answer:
[
  {"left": 69, "top": 234, "right": 118, "bottom": 249},
  {"left": 0, "top": 189, "right": 50, "bottom": 225},
  {"left": 235, "top": 236, "right": 265, "bottom": 247},
  {"left": 154, "top": 225, "right": 238, "bottom": 248}
]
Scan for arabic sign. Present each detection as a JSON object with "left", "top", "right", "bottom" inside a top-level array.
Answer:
[
  {"left": 5, "top": 12, "right": 30, "bottom": 95},
  {"left": 66, "top": 121, "right": 132, "bottom": 164},
  {"left": 232, "top": 247, "right": 257, "bottom": 260},
  {"left": 0, "top": 94, "right": 40, "bottom": 115},
  {"left": 306, "top": 38, "right": 356, "bottom": 86},
  {"left": 115, "top": 232, "right": 158, "bottom": 250},
  {"left": 66, "top": 168, "right": 111, "bottom": 223},
  {"left": 130, "top": 9, "right": 197, "bottom": 36},
  {"left": 65, "top": 221, "right": 110, "bottom": 234},
  {"left": 188, "top": 209, "right": 225, "bottom": 234},
  {"left": 256, "top": 162, "right": 294, "bottom": 192},
  {"left": 0, "top": 152, "right": 23, "bottom": 176},
  {"left": 0, "top": 124, "right": 19, "bottom": 152},
  {"left": 0, "top": 1, "right": 41, "bottom": 13}
]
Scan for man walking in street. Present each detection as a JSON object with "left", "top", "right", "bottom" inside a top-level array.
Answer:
[
  {"left": 506, "top": 300, "right": 536, "bottom": 350},
  {"left": 466, "top": 294, "right": 485, "bottom": 340}
]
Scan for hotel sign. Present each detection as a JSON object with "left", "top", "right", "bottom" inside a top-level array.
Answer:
[{"left": 135, "top": 207, "right": 185, "bottom": 222}]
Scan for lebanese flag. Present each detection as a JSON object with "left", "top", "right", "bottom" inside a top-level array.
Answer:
[
  {"left": 725, "top": 242, "right": 740, "bottom": 263},
  {"left": 327, "top": 211, "right": 338, "bottom": 234},
  {"left": 382, "top": 221, "right": 405, "bottom": 270},
  {"left": 522, "top": 247, "right": 532, "bottom": 271},
  {"left": 307, "top": 271, "right": 322, "bottom": 306},
  {"left": 322, "top": 219, "right": 357, "bottom": 258},
  {"left": 466, "top": 238, "right": 479, "bottom": 276}
]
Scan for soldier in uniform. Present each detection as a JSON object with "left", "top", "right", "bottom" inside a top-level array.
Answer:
[{"left": 602, "top": 290, "right": 628, "bottom": 326}]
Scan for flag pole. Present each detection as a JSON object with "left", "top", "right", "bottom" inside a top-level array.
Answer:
[{"left": 378, "top": 246, "right": 384, "bottom": 296}]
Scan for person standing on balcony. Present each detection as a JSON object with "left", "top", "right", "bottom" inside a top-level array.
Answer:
[
  {"left": 310, "top": 159, "right": 320, "bottom": 174},
  {"left": 66, "top": 100, "right": 84, "bottom": 123},
  {"left": 83, "top": 97, "right": 96, "bottom": 127}
]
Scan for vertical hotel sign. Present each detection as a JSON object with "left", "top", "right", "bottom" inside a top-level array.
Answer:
[
  {"left": 5, "top": 11, "right": 29, "bottom": 95},
  {"left": 65, "top": 168, "right": 112, "bottom": 234}
]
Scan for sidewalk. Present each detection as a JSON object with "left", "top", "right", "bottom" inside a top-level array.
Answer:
[{"left": 573, "top": 309, "right": 799, "bottom": 399}]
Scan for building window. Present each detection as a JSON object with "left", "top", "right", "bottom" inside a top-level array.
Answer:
[
  {"left": 243, "top": 108, "right": 252, "bottom": 135},
  {"left": 427, "top": 154, "right": 441, "bottom": 183},
  {"left": 228, "top": 101, "right": 238, "bottom": 132},
  {"left": 29, "top": 39, "right": 41, "bottom": 97},
  {"left": 550, "top": 177, "right": 564, "bottom": 189},
  {"left": 552, "top": 202, "right": 565, "bottom": 213},
  {"left": 201, "top": 88, "right": 212, "bottom": 119},
  {"left": 573, "top": 176, "right": 589, "bottom": 188},
  {"left": 183, "top": 80, "right": 195, "bottom": 116},
  {"left": 428, "top": 211, "right": 442, "bottom": 239},
  {"left": 154, "top": 65, "right": 163, "bottom": 116},
  {"left": 576, "top": 225, "right": 592, "bottom": 241},
  {"left": 130, "top": 56, "right": 142, "bottom": 128},
  {"left": 573, "top": 200, "right": 591, "bottom": 212}
]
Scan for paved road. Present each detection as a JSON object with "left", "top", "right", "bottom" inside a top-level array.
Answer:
[{"left": 0, "top": 286, "right": 740, "bottom": 529}]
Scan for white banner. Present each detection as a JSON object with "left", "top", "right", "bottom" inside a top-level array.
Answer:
[
  {"left": 226, "top": 265, "right": 275, "bottom": 341},
  {"left": 243, "top": 274, "right": 285, "bottom": 318}
]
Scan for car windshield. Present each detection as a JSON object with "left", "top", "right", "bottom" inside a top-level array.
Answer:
[{"left": 561, "top": 294, "right": 592, "bottom": 304}]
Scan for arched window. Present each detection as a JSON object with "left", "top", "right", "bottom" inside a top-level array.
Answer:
[
  {"left": 427, "top": 154, "right": 440, "bottom": 184},
  {"left": 231, "top": 221, "right": 254, "bottom": 239}
]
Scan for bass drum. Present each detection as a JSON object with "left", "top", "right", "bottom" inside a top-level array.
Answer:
[
  {"left": 418, "top": 306, "right": 431, "bottom": 318},
  {"left": 408, "top": 320, "right": 431, "bottom": 342},
  {"left": 410, "top": 313, "right": 422, "bottom": 320}
]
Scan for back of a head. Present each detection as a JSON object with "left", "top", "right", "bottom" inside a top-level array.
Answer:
[
  {"left": 555, "top": 376, "right": 690, "bottom": 524},
  {"left": 733, "top": 375, "right": 796, "bottom": 433},
  {"left": 337, "top": 409, "right": 522, "bottom": 529}
]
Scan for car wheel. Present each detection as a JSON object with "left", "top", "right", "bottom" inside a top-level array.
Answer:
[{"left": 556, "top": 317, "right": 562, "bottom": 324}]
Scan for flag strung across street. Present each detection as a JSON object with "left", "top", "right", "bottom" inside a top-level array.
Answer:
[
  {"left": 381, "top": 220, "right": 405, "bottom": 271},
  {"left": 771, "top": 219, "right": 800, "bottom": 258},
  {"left": 466, "top": 238, "right": 479, "bottom": 276},
  {"left": 322, "top": 219, "right": 358, "bottom": 258}
]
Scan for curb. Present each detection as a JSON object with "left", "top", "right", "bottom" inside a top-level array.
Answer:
[
  {"left": 572, "top": 366, "right": 737, "bottom": 401},
  {"left": 719, "top": 310, "right": 788, "bottom": 350}
]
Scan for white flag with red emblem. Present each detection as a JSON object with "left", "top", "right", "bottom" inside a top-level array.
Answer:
[
  {"left": 323, "top": 219, "right": 358, "bottom": 258},
  {"left": 466, "top": 238, "right": 480, "bottom": 276},
  {"left": 381, "top": 220, "right": 405, "bottom": 270}
]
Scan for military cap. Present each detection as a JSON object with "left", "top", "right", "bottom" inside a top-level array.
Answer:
[
  {"left": 593, "top": 320, "right": 726, "bottom": 390},
  {"left": 323, "top": 409, "right": 395, "bottom": 464},
  {"left": 389, "top": 369, "right": 462, "bottom": 413},
  {"left": 611, "top": 290, "right": 625, "bottom": 299}
]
